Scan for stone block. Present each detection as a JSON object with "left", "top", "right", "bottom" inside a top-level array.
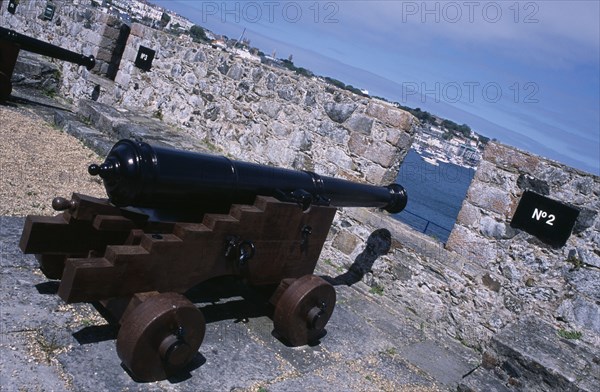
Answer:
[
  {"left": 489, "top": 317, "right": 600, "bottom": 392},
  {"left": 277, "top": 85, "right": 295, "bottom": 101},
  {"left": 366, "top": 102, "right": 413, "bottom": 130},
  {"left": 479, "top": 216, "right": 517, "bottom": 239},
  {"left": 455, "top": 202, "right": 481, "bottom": 228},
  {"left": 364, "top": 164, "right": 386, "bottom": 184},
  {"left": 259, "top": 100, "right": 281, "bottom": 119},
  {"left": 270, "top": 121, "right": 290, "bottom": 137},
  {"left": 289, "top": 131, "right": 312, "bottom": 152},
  {"left": 327, "top": 147, "right": 353, "bottom": 171},
  {"left": 102, "top": 25, "right": 120, "bottom": 41},
  {"left": 317, "top": 121, "right": 348, "bottom": 145},
  {"left": 446, "top": 225, "right": 498, "bottom": 266},
  {"left": 345, "top": 114, "right": 373, "bottom": 135},
  {"left": 333, "top": 230, "right": 361, "bottom": 255},
  {"left": 474, "top": 161, "right": 518, "bottom": 191},
  {"left": 366, "top": 141, "right": 399, "bottom": 168},
  {"left": 348, "top": 133, "right": 369, "bottom": 156},
  {"left": 226, "top": 62, "right": 243, "bottom": 80},
  {"left": 467, "top": 182, "right": 515, "bottom": 217},
  {"left": 386, "top": 128, "right": 413, "bottom": 148},
  {"left": 323, "top": 101, "right": 357, "bottom": 123},
  {"left": 130, "top": 23, "right": 147, "bottom": 38},
  {"left": 516, "top": 173, "right": 550, "bottom": 195},
  {"left": 95, "top": 47, "right": 113, "bottom": 62}
]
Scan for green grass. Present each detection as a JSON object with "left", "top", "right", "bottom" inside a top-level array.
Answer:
[
  {"left": 557, "top": 329, "right": 582, "bottom": 340},
  {"left": 566, "top": 254, "right": 584, "bottom": 271},
  {"left": 369, "top": 284, "right": 384, "bottom": 296}
]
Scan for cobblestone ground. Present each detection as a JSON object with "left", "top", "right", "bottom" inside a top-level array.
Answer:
[{"left": 0, "top": 215, "right": 482, "bottom": 391}]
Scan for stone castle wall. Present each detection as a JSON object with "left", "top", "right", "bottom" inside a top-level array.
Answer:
[
  {"left": 3, "top": 1, "right": 599, "bottom": 354},
  {"left": 1, "top": 2, "right": 416, "bottom": 186},
  {"left": 446, "top": 142, "right": 600, "bottom": 338},
  {"left": 1, "top": 0, "right": 125, "bottom": 81},
  {"left": 321, "top": 142, "right": 599, "bottom": 349},
  {"left": 108, "top": 23, "right": 415, "bottom": 184}
]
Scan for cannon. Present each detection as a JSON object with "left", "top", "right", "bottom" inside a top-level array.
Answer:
[
  {"left": 20, "top": 139, "right": 407, "bottom": 381},
  {"left": 0, "top": 26, "right": 95, "bottom": 102}
]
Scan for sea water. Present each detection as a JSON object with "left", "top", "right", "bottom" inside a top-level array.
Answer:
[{"left": 393, "top": 149, "right": 475, "bottom": 243}]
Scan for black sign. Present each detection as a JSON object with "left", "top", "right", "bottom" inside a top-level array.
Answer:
[
  {"left": 7, "top": 0, "right": 17, "bottom": 14},
  {"left": 510, "top": 191, "right": 579, "bottom": 247},
  {"left": 134, "top": 46, "right": 155, "bottom": 71},
  {"left": 43, "top": 3, "right": 55, "bottom": 21}
]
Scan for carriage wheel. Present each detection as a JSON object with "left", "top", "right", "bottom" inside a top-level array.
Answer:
[
  {"left": 116, "top": 292, "right": 205, "bottom": 381},
  {"left": 273, "top": 275, "right": 336, "bottom": 346}
]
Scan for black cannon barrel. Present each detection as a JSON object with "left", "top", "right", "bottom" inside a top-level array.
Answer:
[
  {"left": 0, "top": 27, "right": 95, "bottom": 70},
  {"left": 88, "top": 139, "right": 407, "bottom": 214}
]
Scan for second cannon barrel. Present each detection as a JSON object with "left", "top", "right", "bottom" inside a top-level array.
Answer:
[
  {"left": 88, "top": 139, "right": 407, "bottom": 214},
  {"left": 0, "top": 27, "right": 96, "bottom": 70}
]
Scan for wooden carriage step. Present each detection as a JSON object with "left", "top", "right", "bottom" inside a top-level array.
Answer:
[
  {"left": 138, "top": 233, "right": 183, "bottom": 252},
  {"left": 228, "top": 203, "right": 264, "bottom": 220},
  {"left": 92, "top": 215, "right": 136, "bottom": 231},
  {"left": 202, "top": 213, "right": 239, "bottom": 231},
  {"left": 172, "top": 222, "right": 211, "bottom": 241},
  {"left": 103, "top": 245, "right": 149, "bottom": 264}
]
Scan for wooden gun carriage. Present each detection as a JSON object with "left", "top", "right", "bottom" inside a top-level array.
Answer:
[
  {"left": 20, "top": 139, "right": 407, "bottom": 381},
  {"left": 0, "top": 26, "right": 95, "bottom": 102}
]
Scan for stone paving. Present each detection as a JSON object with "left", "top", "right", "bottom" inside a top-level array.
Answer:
[{"left": 0, "top": 215, "right": 481, "bottom": 392}]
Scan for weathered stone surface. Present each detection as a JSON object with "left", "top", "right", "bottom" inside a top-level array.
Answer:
[
  {"left": 258, "top": 100, "right": 281, "bottom": 119},
  {"left": 333, "top": 231, "right": 361, "bottom": 255},
  {"left": 304, "top": 91, "right": 317, "bottom": 107},
  {"left": 479, "top": 216, "right": 517, "bottom": 239},
  {"left": 277, "top": 85, "right": 295, "bottom": 101},
  {"left": 289, "top": 131, "right": 312, "bottom": 152},
  {"left": 323, "top": 102, "right": 357, "bottom": 123},
  {"left": 265, "top": 72, "right": 277, "bottom": 90},
  {"left": 348, "top": 133, "right": 369, "bottom": 156},
  {"left": 516, "top": 173, "right": 550, "bottom": 195},
  {"left": 482, "top": 273, "right": 502, "bottom": 292},
  {"left": 366, "top": 102, "right": 413, "bottom": 130},
  {"left": 317, "top": 121, "right": 349, "bottom": 145},
  {"left": 364, "top": 164, "right": 386, "bottom": 184},
  {"left": 455, "top": 202, "right": 481, "bottom": 227},
  {"left": 488, "top": 317, "right": 600, "bottom": 392},
  {"left": 458, "top": 367, "right": 512, "bottom": 392},
  {"left": 556, "top": 296, "right": 600, "bottom": 335},
  {"left": 474, "top": 161, "right": 518, "bottom": 191},
  {"left": 226, "top": 62, "right": 243, "bottom": 80},
  {"left": 467, "top": 182, "right": 515, "bottom": 216},
  {"left": 345, "top": 114, "right": 374, "bottom": 135},
  {"left": 386, "top": 128, "right": 412, "bottom": 147},
  {"left": 483, "top": 142, "right": 541, "bottom": 173},
  {"left": 446, "top": 224, "right": 499, "bottom": 266},
  {"left": 184, "top": 48, "right": 205, "bottom": 62},
  {"left": 366, "top": 141, "right": 398, "bottom": 168},
  {"left": 573, "top": 207, "right": 597, "bottom": 234}
]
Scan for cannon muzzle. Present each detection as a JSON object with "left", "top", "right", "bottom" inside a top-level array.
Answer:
[
  {"left": 89, "top": 139, "right": 407, "bottom": 214},
  {"left": 0, "top": 27, "right": 95, "bottom": 70}
]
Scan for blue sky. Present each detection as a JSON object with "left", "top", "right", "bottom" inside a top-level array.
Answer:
[{"left": 152, "top": 1, "right": 600, "bottom": 175}]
